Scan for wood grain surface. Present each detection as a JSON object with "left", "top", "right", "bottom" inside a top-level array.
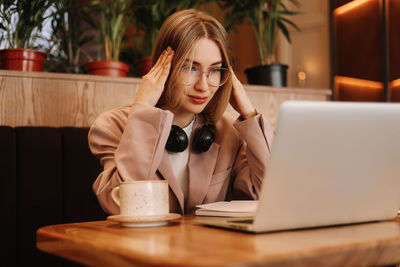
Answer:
[
  {"left": 0, "top": 70, "right": 331, "bottom": 129},
  {"left": 0, "top": 70, "right": 139, "bottom": 127},
  {"left": 36, "top": 216, "right": 400, "bottom": 267}
]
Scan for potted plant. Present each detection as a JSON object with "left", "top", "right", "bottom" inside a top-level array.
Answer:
[
  {"left": 0, "top": 0, "right": 53, "bottom": 71},
  {"left": 130, "top": 0, "right": 202, "bottom": 77},
  {"left": 44, "top": 0, "right": 93, "bottom": 73},
  {"left": 220, "top": 0, "right": 300, "bottom": 86},
  {"left": 83, "top": 0, "right": 132, "bottom": 77}
]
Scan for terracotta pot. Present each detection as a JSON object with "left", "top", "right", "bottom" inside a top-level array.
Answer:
[
  {"left": 245, "top": 64, "right": 288, "bottom": 87},
  {"left": 136, "top": 56, "right": 152, "bottom": 76},
  {"left": 84, "top": 60, "right": 129, "bottom": 77},
  {"left": 0, "top": 48, "right": 46, "bottom": 71}
]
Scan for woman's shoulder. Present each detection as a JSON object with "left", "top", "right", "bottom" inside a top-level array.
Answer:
[
  {"left": 215, "top": 112, "right": 239, "bottom": 135},
  {"left": 217, "top": 112, "right": 236, "bottom": 127},
  {"left": 90, "top": 103, "right": 173, "bottom": 135},
  {"left": 92, "top": 105, "right": 132, "bottom": 131},
  {"left": 210, "top": 112, "right": 241, "bottom": 148},
  {"left": 88, "top": 106, "right": 132, "bottom": 150}
]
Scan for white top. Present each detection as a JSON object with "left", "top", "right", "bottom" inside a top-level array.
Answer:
[{"left": 167, "top": 118, "right": 195, "bottom": 202}]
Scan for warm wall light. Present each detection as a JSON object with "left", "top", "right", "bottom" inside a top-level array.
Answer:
[
  {"left": 389, "top": 79, "right": 400, "bottom": 102},
  {"left": 334, "top": 76, "right": 383, "bottom": 101},
  {"left": 297, "top": 71, "right": 307, "bottom": 87},
  {"left": 334, "top": 0, "right": 374, "bottom": 16},
  {"left": 335, "top": 76, "right": 383, "bottom": 89},
  {"left": 389, "top": 78, "right": 400, "bottom": 88}
]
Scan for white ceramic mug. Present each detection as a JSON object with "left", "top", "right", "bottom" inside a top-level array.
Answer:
[{"left": 111, "top": 180, "right": 169, "bottom": 217}]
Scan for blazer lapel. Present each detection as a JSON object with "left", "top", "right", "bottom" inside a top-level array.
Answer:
[
  {"left": 158, "top": 151, "right": 185, "bottom": 213},
  {"left": 186, "top": 116, "right": 220, "bottom": 211}
]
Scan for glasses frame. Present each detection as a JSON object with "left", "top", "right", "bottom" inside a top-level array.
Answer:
[{"left": 180, "top": 66, "right": 230, "bottom": 87}]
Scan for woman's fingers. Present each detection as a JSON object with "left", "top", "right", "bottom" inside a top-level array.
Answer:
[
  {"left": 146, "top": 48, "right": 168, "bottom": 78},
  {"left": 147, "top": 47, "right": 172, "bottom": 80},
  {"left": 149, "top": 48, "right": 173, "bottom": 85},
  {"left": 134, "top": 47, "right": 174, "bottom": 106},
  {"left": 229, "top": 66, "right": 257, "bottom": 119},
  {"left": 230, "top": 66, "right": 242, "bottom": 88},
  {"left": 157, "top": 49, "right": 174, "bottom": 84}
]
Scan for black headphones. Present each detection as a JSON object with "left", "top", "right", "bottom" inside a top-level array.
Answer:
[{"left": 165, "top": 124, "right": 215, "bottom": 153}]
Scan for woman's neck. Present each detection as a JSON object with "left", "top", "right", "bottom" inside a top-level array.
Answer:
[{"left": 173, "top": 111, "right": 195, "bottom": 128}]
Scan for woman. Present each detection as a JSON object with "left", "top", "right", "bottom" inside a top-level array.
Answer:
[{"left": 89, "top": 9, "right": 273, "bottom": 215}]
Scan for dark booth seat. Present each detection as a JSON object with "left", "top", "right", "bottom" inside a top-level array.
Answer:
[{"left": 0, "top": 126, "right": 106, "bottom": 267}]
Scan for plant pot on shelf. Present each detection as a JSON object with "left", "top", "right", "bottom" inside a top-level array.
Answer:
[
  {"left": 84, "top": 60, "right": 129, "bottom": 77},
  {"left": 0, "top": 48, "right": 46, "bottom": 71},
  {"left": 136, "top": 56, "right": 152, "bottom": 77},
  {"left": 245, "top": 64, "right": 288, "bottom": 87}
]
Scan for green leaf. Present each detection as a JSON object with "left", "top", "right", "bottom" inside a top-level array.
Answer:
[
  {"left": 219, "top": 0, "right": 301, "bottom": 64},
  {"left": 280, "top": 16, "right": 301, "bottom": 32},
  {"left": 277, "top": 20, "right": 291, "bottom": 43}
]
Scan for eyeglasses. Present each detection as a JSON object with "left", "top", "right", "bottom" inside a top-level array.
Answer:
[{"left": 180, "top": 65, "right": 229, "bottom": 87}]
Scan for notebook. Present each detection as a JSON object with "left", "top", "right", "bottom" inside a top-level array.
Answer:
[
  {"left": 195, "top": 200, "right": 258, "bottom": 217},
  {"left": 195, "top": 101, "right": 400, "bottom": 233}
]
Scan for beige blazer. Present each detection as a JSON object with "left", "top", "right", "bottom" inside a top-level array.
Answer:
[{"left": 89, "top": 103, "right": 273, "bottom": 214}]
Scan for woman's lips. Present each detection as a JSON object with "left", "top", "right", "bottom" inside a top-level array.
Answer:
[{"left": 189, "top": 95, "right": 208, "bottom": 104}]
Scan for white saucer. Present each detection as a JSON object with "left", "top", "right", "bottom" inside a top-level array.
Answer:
[{"left": 107, "top": 213, "right": 181, "bottom": 228}]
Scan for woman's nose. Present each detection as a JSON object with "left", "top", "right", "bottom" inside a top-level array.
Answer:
[{"left": 194, "top": 73, "right": 209, "bottom": 91}]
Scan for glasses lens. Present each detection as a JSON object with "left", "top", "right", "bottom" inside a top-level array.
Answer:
[
  {"left": 181, "top": 66, "right": 198, "bottom": 85},
  {"left": 208, "top": 68, "right": 229, "bottom": 86},
  {"left": 181, "top": 66, "right": 229, "bottom": 86}
]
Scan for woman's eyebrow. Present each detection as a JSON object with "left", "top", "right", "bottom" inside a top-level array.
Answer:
[
  {"left": 187, "top": 60, "right": 223, "bottom": 66},
  {"left": 209, "top": 61, "right": 223, "bottom": 66}
]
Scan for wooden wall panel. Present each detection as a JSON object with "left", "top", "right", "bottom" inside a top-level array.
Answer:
[
  {"left": 389, "top": 0, "right": 400, "bottom": 82},
  {"left": 226, "top": 84, "right": 331, "bottom": 130},
  {"left": 334, "top": 0, "right": 382, "bottom": 82},
  {"left": 278, "top": 0, "right": 331, "bottom": 90},
  {"left": 0, "top": 70, "right": 138, "bottom": 127},
  {"left": 0, "top": 70, "right": 331, "bottom": 130}
]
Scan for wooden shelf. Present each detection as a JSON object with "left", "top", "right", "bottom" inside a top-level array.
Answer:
[{"left": 0, "top": 70, "right": 331, "bottom": 130}]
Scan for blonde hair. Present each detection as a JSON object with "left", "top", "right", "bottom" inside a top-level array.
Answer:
[{"left": 153, "top": 9, "right": 232, "bottom": 124}]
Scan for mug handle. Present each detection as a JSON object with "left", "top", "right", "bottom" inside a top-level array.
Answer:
[{"left": 111, "top": 186, "right": 121, "bottom": 207}]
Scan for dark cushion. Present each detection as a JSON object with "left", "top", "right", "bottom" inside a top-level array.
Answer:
[
  {"left": 1, "top": 126, "right": 103, "bottom": 266},
  {"left": 0, "top": 126, "right": 17, "bottom": 266},
  {"left": 60, "top": 127, "right": 105, "bottom": 223},
  {"left": 16, "top": 127, "right": 64, "bottom": 266}
]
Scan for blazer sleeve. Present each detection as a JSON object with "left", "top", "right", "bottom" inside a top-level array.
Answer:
[
  {"left": 231, "top": 114, "right": 274, "bottom": 199},
  {"left": 88, "top": 103, "right": 173, "bottom": 214}
]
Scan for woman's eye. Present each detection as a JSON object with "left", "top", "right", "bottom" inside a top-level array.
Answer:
[
  {"left": 210, "top": 68, "right": 221, "bottom": 73},
  {"left": 182, "top": 66, "right": 199, "bottom": 72},
  {"left": 190, "top": 66, "right": 200, "bottom": 72}
]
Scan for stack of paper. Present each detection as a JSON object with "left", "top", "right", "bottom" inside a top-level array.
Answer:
[{"left": 195, "top": 200, "right": 258, "bottom": 217}]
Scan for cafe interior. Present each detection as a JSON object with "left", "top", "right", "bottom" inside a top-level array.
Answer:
[{"left": 1, "top": 0, "right": 400, "bottom": 266}]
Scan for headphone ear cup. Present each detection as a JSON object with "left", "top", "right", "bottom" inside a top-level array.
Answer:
[
  {"left": 165, "top": 125, "right": 189, "bottom": 152},
  {"left": 192, "top": 125, "right": 215, "bottom": 153}
]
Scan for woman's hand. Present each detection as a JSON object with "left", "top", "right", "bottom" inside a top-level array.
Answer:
[
  {"left": 134, "top": 47, "right": 174, "bottom": 106},
  {"left": 229, "top": 67, "right": 257, "bottom": 120}
]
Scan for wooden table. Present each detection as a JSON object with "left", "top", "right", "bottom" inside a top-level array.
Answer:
[{"left": 36, "top": 216, "right": 400, "bottom": 267}]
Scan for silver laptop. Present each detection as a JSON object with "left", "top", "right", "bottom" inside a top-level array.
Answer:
[{"left": 195, "top": 101, "right": 400, "bottom": 233}]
